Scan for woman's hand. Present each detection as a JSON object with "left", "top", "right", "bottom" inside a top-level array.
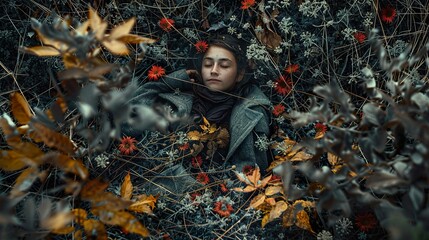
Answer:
[{"left": 186, "top": 69, "right": 202, "bottom": 83}]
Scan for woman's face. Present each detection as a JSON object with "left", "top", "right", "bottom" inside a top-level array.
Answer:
[{"left": 201, "top": 45, "right": 243, "bottom": 92}]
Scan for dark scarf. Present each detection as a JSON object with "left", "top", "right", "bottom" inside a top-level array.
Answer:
[{"left": 191, "top": 84, "right": 238, "bottom": 124}]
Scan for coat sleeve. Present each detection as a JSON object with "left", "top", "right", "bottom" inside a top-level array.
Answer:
[{"left": 131, "top": 69, "right": 192, "bottom": 106}]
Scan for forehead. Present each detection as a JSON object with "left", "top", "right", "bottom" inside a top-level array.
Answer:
[{"left": 203, "top": 45, "right": 236, "bottom": 61}]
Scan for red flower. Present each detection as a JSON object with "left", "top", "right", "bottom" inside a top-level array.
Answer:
[
  {"left": 242, "top": 165, "right": 255, "bottom": 175},
  {"left": 315, "top": 123, "right": 327, "bottom": 133},
  {"left": 195, "top": 40, "right": 209, "bottom": 53},
  {"left": 284, "top": 64, "right": 299, "bottom": 74},
  {"left": 213, "top": 201, "right": 234, "bottom": 217},
  {"left": 147, "top": 65, "right": 165, "bottom": 81},
  {"left": 196, "top": 172, "right": 209, "bottom": 185},
  {"left": 354, "top": 32, "right": 366, "bottom": 44},
  {"left": 380, "top": 5, "right": 396, "bottom": 24},
  {"left": 119, "top": 136, "right": 137, "bottom": 155},
  {"left": 241, "top": 0, "right": 256, "bottom": 10},
  {"left": 355, "top": 212, "right": 377, "bottom": 232},
  {"left": 220, "top": 183, "right": 228, "bottom": 193},
  {"left": 159, "top": 18, "right": 175, "bottom": 32},
  {"left": 272, "top": 104, "right": 285, "bottom": 117},
  {"left": 191, "top": 155, "right": 203, "bottom": 168},
  {"left": 275, "top": 75, "right": 293, "bottom": 96},
  {"left": 178, "top": 143, "right": 189, "bottom": 151}
]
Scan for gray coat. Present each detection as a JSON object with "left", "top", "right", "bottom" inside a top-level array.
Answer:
[{"left": 130, "top": 69, "right": 271, "bottom": 193}]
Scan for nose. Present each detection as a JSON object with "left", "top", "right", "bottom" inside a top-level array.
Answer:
[{"left": 210, "top": 63, "right": 219, "bottom": 75}]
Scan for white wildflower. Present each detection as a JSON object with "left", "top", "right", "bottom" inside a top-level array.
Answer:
[
  {"left": 299, "top": 0, "right": 329, "bottom": 18},
  {"left": 94, "top": 154, "right": 110, "bottom": 168},
  {"left": 342, "top": 28, "right": 357, "bottom": 41},
  {"left": 255, "top": 134, "right": 271, "bottom": 151},
  {"left": 228, "top": 26, "right": 237, "bottom": 34},
  {"left": 279, "top": 17, "right": 293, "bottom": 35},
  {"left": 300, "top": 31, "right": 318, "bottom": 48},
  {"left": 246, "top": 39, "right": 270, "bottom": 61},
  {"left": 316, "top": 230, "right": 333, "bottom": 240}
]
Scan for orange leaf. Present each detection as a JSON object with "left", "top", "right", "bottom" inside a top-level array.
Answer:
[
  {"left": 261, "top": 213, "right": 270, "bottom": 228},
  {"left": 118, "top": 34, "right": 157, "bottom": 44},
  {"left": 102, "top": 40, "right": 129, "bottom": 55},
  {"left": 121, "top": 172, "right": 133, "bottom": 200},
  {"left": 0, "top": 150, "right": 29, "bottom": 171},
  {"left": 51, "top": 226, "right": 75, "bottom": 235},
  {"left": 131, "top": 194, "right": 157, "bottom": 209},
  {"left": 109, "top": 17, "right": 135, "bottom": 40},
  {"left": 248, "top": 193, "right": 266, "bottom": 209},
  {"left": 72, "top": 208, "right": 88, "bottom": 226},
  {"left": 258, "top": 174, "right": 272, "bottom": 189},
  {"left": 233, "top": 185, "right": 257, "bottom": 193},
  {"left": 94, "top": 209, "right": 150, "bottom": 237},
  {"left": 90, "top": 192, "right": 132, "bottom": 211},
  {"left": 290, "top": 150, "right": 313, "bottom": 162},
  {"left": 21, "top": 46, "right": 61, "bottom": 56},
  {"left": 295, "top": 210, "right": 314, "bottom": 233},
  {"left": 44, "top": 152, "right": 88, "bottom": 179},
  {"left": 88, "top": 7, "right": 107, "bottom": 40},
  {"left": 80, "top": 178, "right": 109, "bottom": 199},
  {"left": 10, "top": 92, "right": 33, "bottom": 125},
  {"left": 74, "top": 230, "right": 83, "bottom": 240},
  {"left": 328, "top": 152, "right": 340, "bottom": 166},
  {"left": 249, "top": 167, "right": 261, "bottom": 187},
  {"left": 83, "top": 219, "right": 107, "bottom": 239},
  {"left": 187, "top": 131, "right": 201, "bottom": 141},
  {"left": 30, "top": 122, "right": 76, "bottom": 154},
  {"left": 282, "top": 206, "right": 295, "bottom": 227},
  {"left": 265, "top": 197, "right": 276, "bottom": 206},
  {"left": 11, "top": 167, "right": 39, "bottom": 196},
  {"left": 75, "top": 20, "right": 89, "bottom": 35},
  {"left": 0, "top": 113, "right": 21, "bottom": 145},
  {"left": 41, "top": 212, "right": 74, "bottom": 231},
  {"left": 314, "top": 131, "right": 325, "bottom": 139}
]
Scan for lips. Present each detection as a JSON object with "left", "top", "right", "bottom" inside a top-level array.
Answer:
[{"left": 207, "top": 79, "right": 221, "bottom": 82}]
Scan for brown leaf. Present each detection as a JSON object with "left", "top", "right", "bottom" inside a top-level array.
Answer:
[
  {"left": 83, "top": 219, "right": 107, "bottom": 240},
  {"left": 74, "top": 230, "right": 83, "bottom": 240},
  {"left": 30, "top": 122, "right": 76, "bottom": 154},
  {"left": 187, "top": 131, "right": 201, "bottom": 141},
  {"left": 41, "top": 211, "right": 74, "bottom": 231},
  {"left": 10, "top": 167, "right": 39, "bottom": 196},
  {"left": 261, "top": 213, "right": 270, "bottom": 228},
  {"left": 132, "top": 194, "right": 157, "bottom": 209},
  {"left": 109, "top": 17, "right": 135, "bottom": 40},
  {"left": 327, "top": 153, "right": 340, "bottom": 166},
  {"left": 88, "top": 63, "right": 116, "bottom": 80},
  {"left": 91, "top": 192, "right": 132, "bottom": 211},
  {"left": 282, "top": 206, "right": 295, "bottom": 227},
  {"left": 21, "top": 46, "right": 60, "bottom": 56},
  {"left": 265, "top": 197, "right": 276, "bottom": 206},
  {"left": 102, "top": 40, "right": 129, "bottom": 55},
  {"left": 118, "top": 34, "right": 157, "bottom": 44},
  {"left": 0, "top": 114, "right": 21, "bottom": 144},
  {"left": 248, "top": 193, "right": 266, "bottom": 209},
  {"left": 121, "top": 172, "right": 133, "bottom": 200},
  {"left": 249, "top": 167, "right": 262, "bottom": 187},
  {"left": 89, "top": 7, "right": 107, "bottom": 40},
  {"left": 72, "top": 208, "right": 88, "bottom": 226},
  {"left": 62, "top": 53, "right": 80, "bottom": 69},
  {"left": 75, "top": 20, "right": 89, "bottom": 35},
  {"left": 11, "top": 92, "right": 33, "bottom": 125},
  {"left": 255, "top": 25, "right": 282, "bottom": 50},
  {"left": 93, "top": 209, "right": 149, "bottom": 237},
  {"left": 314, "top": 131, "right": 325, "bottom": 139},
  {"left": 215, "top": 128, "right": 229, "bottom": 148},
  {"left": 295, "top": 210, "right": 314, "bottom": 233},
  {"left": 290, "top": 150, "right": 313, "bottom": 162}
]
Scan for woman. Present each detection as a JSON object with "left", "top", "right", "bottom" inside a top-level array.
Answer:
[{"left": 129, "top": 34, "right": 271, "bottom": 194}]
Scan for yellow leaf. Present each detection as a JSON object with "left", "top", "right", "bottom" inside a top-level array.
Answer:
[
  {"left": 44, "top": 152, "right": 88, "bottom": 180},
  {"left": 265, "top": 185, "right": 283, "bottom": 196},
  {"left": 265, "top": 197, "right": 276, "bottom": 206},
  {"left": 293, "top": 200, "right": 315, "bottom": 209},
  {"left": 121, "top": 172, "right": 133, "bottom": 200},
  {"left": 133, "top": 194, "right": 157, "bottom": 209},
  {"left": 41, "top": 212, "right": 74, "bottom": 231},
  {"left": 258, "top": 174, "right": 272, "bottom": 189},
  {"left": 290, "top": 150, "right": 313, "bottom": 162},
  {"left": 118, "top": 34, "right": 157, "bottom": 44},
  {"left": 80, "top": 178, "right": 109, "bottom": 200},
  {"left": 109, "top": 18, "right": 135, "bottom": 40},
  {"left": 249, "top": 167, "right": 261, "bottom": 187},
  {"left": 328, "top": 152, "right": 340, "bottom": 166},
  {"left": 282, "top": 206, "right": 295, "bottom": 227},
  {"left": 261, "top": 213, "right": 270, "bottom": 228},
  {"left": 83, "top": 219, "right": 107, "bottom": 239},
  {"left": 269, "top": 200, "right": 289, "bottom": 223},
  {"left": 248, "top": 193, "right": 266, "bottom": 209},
  {"left": 72, "top": 208, "right": 88, "bottom": 226},
  {"left": 22, "top": 46, "right": 60, "bottom": 56},
  {"left": 187, "top": 130, "right": 201, "bottom": 141},
  {"left": 102, "top": 40, "right": 129, "bottom": 55},
  {"left": 62, "top": 53, "right": 80, "bottom": 69},
  {"left": 11, "top": 167, "right": 39, "bottom": 196},
  {"left": 295, "top": 210, "right": 314, "bottom": 233},
  {"left": 314, "top": 130, "right": 325, "bottom": 139},
  {"left": 51, "top": 226, "right": 75, "bottom": 235},
  {"left": 30, "top": 122, "right": 76, "bottom": 154},
  {"left": 11, "top": 92, "right": 33, "bottom": 125},
  {"left": 233, "top": 185, "right": 257, "bottom": 193}
]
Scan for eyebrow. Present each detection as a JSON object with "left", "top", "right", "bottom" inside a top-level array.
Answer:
[{"left": 203, "top": 57, "right": 233, "bottom": 62}]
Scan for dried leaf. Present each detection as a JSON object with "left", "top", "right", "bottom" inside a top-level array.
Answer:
[
  {"left": 41, "top": 211, "right": 74, "bottom": 231},
  {"left": 94, "top": 209, "right": 149, "bottom": 237},
  {"left": 121, "top": 172, "right": 133, "bottom": 200},
  {"left": 72, "top": 208, "right": 88, "bottom": 226},
  {"left": 109, "top": 17, "right": 135, "bottom": 40},
  {"left": 118, "top": 34, "right": 156, "bottom": 44},
  {"left": 249, "top": 167, "right": 262, "bottom": 187},
  {"left": 91, "top": 192, "right": 132, "bottom": 211},
  {"left": 261, "top": 213, "right": 270, "bottom": 228},
  {"left": 314, "top": 131, "right": 325, "bottom": 139},
  {"left": 0, "top": 150, "right": 29, "bottom": 171},
  {"left": 187, "top": 131, "right": 201, "bottom": 141},
  {"left": 21, "top": 46, "right": 60, "bottom": 56},
  {"left": 295, "top": 210, "right": 314, "bottom": 233},
  {"left": 248, "top": 194, "right": 266, "bottom": 209},
  {"left": 233, "top": 185, "right": 257, "bottom": 193},
  {"left": 51, "top": 226, "right": 75, "bottom": 235},
  {"left": 75, "top": 20, "right": 89, "bottom": 35},
  {"left": 0, "top": 113, "right": 21, "bottom": 144},
  {"left": 11, "top": 167, "right": 39, "bottom": 196},
  {"left": 89, "top": 7, "right": 107, "bottom": 40},
  {"left": 265, "top": 185, "right": 283, "bottom": 196},
  {"left": 102, "top": 40, "right": 129, "bottom": 55},
  {"left": 327, "top": 153, "right": 340, "bottom": 166},
  {"left": 11, "top": 92, "right": 33, "bottom": 125},
  {"left": 282, "top": 206, "right": 295, "bottom": 227},
  {"left": 83, "top": 219, "right": 107, "bottom": 240},
  {"left": 215, "top": 128, "right": 229, "bottom": 148},
  {"left": 129, "top": 195, "right": 157, "bottom": 215},
  {"left": 268, "top": 201, "right": 289, "bottom": 224},
  {"left": 88, "top": 63, "right": 116, "bottom": 79},
  {"left": 30, "top": 122, "right": 76, "bottom": 154},
  {"left": 265, "top": 197, "right": 276, "bottom": 206},
  {"left": 45, "top": 152, "right": 88, "bottom": 179}
]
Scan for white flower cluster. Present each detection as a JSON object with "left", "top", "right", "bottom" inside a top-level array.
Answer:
[
  {"left": 316, "top": 230, "right": 333, "bottom": 240},
  {"left": 299, "top": 0, "right": 329, "bottom": 18},
  {"left": 342, "top": 27, "right": 357, "bottom": 41},
  {"left": 387, "top": 39, "right": 408, "bottom": 57},
  {"left": 363, "top": 12, "right": 374, "bottom": 27},
  {"left": 300, "top": 31, "right": 318, "bottom": 48},
  {"left": 246, "top": 39, "right": 270, "bottom": 61},
  {"left": 279, "top": 17, "right": 294, "bottom": 35},
  {"left": 175, "top": 131, "right": 188, "bottom": 145},
  {"left": 94, "top": 154, "right": 110, "bottom": 168},
  {"left": 335, "top": 217, "right": 353, "bottom": 237},
  {"left": 254, "top": 134, "right": 271, "bottom": 151}
]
